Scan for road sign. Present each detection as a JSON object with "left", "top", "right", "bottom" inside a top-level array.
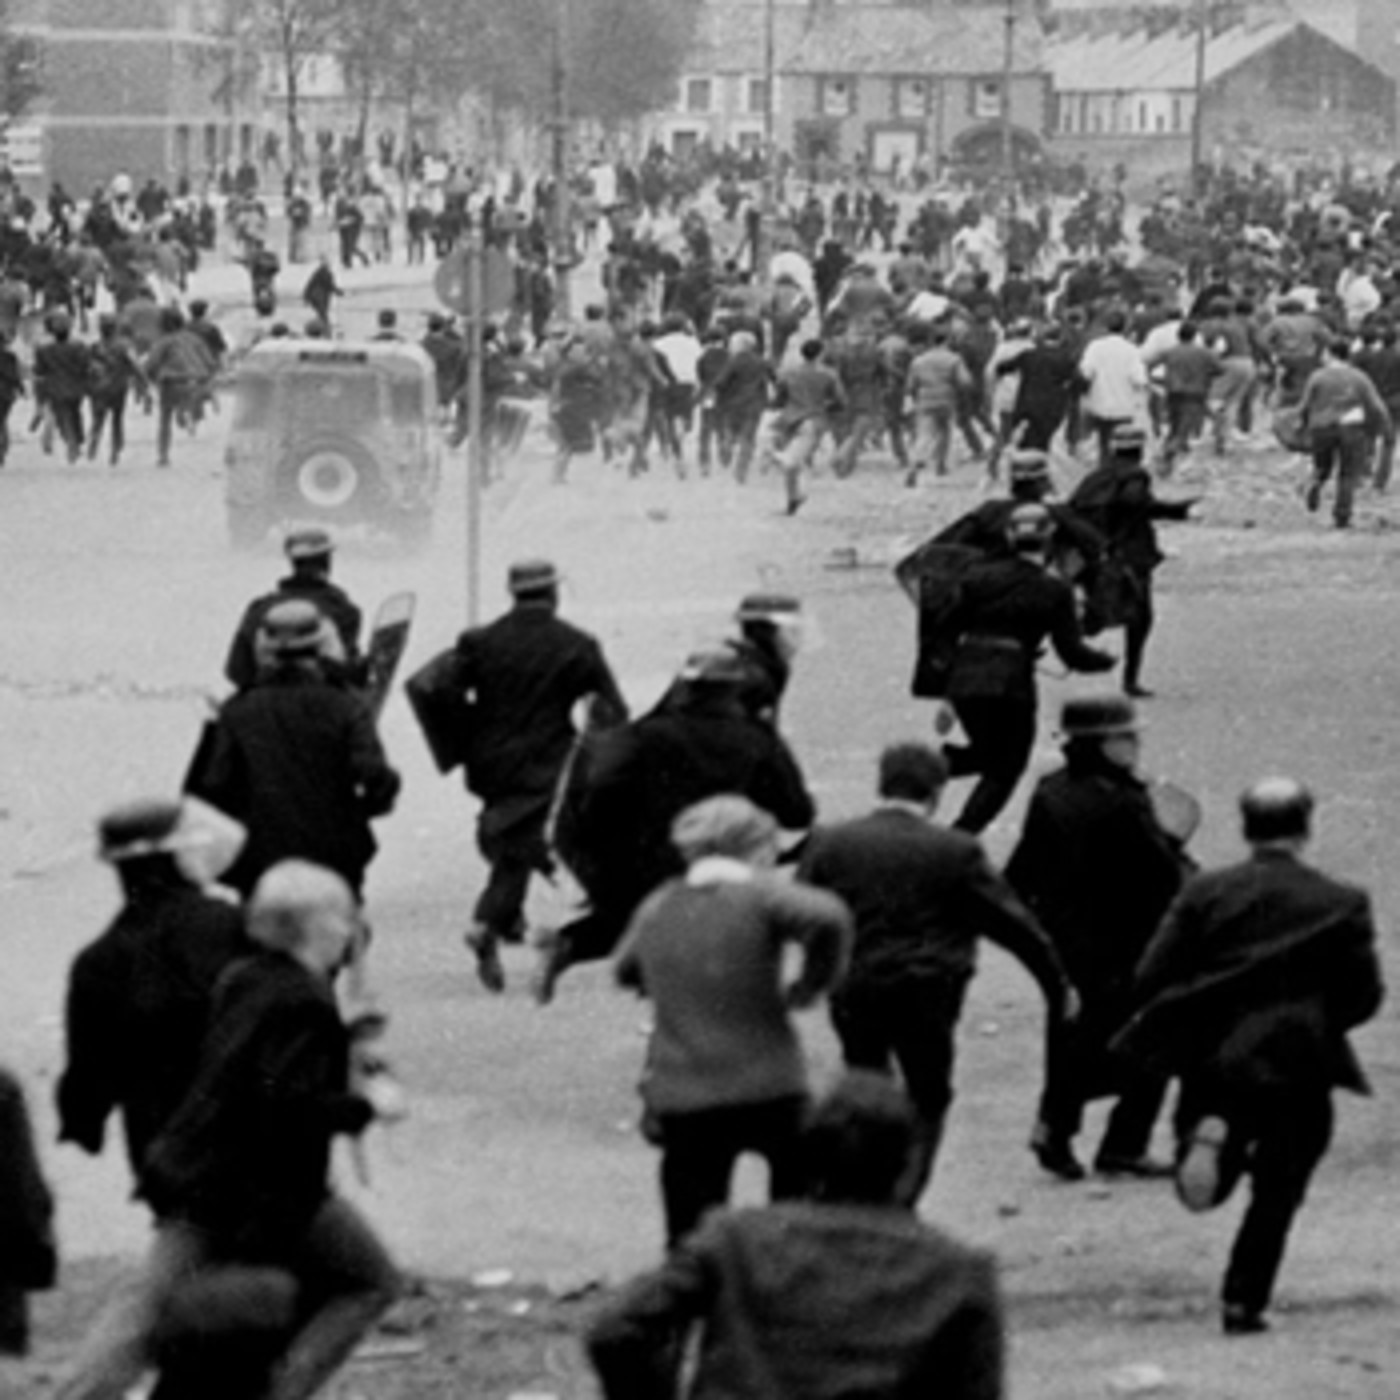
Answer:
[{"left": 434, "top": 245, "right": 514, "bottom": 316}]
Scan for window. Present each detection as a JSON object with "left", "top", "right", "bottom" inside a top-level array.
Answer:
[
  {"left": 896, "top": 78, "right": 929, "bottom": 119},
  {"left": 1058, "top": 95, "right": 1075, "bottom": 134},
  {"left": 972, "top": 79, "right": 1004, "bottom": 120},
  {"left": 736, "top": 129, "right": 763, "bottom": 151},
  {"left": 821, "top": 77, "right": 854, "bottom": 117},
  {"left": 747, "top": 77, "right": 770, "bottom": 116},
  {"left": 1138, "top": 101, "right": 1148, "bottom": 131},
  {"left": 1171, "top": 95, "right": 1183, "bottom": 132},
  {"left": 684, "top": 78, "right": 712, "bottom": 114}
]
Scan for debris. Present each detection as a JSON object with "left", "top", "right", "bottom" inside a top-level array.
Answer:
[
  {"left": 352, "top": 1335, "right": 427, "bottom": 1362},
  {"left": 995, "top": 1202, "right": 1021, "bottom": 1218},
  {"left": 1106, "top": 1362, "right": 1171, "bottom": 1394},
  {"left": 507, "top": 1299, "right": 533, "bottom": 1316},
  {"left": 471, "top": 1268, "right": 514, "bottom": 1289}
]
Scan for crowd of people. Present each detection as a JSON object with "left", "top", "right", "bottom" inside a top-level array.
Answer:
[{"left": 1, "top": 155, "right": 1395, "bottom": 1397}]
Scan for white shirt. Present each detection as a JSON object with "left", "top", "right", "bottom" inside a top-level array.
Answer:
[
  {"left": 654, "top": 331, "right": 702, "bottom": 387},
  {"left": 1080, "top": 333, "right": 1147, "bottom": 421}
]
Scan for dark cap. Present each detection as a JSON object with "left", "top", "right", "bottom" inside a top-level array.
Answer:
[
  {"left": 1110, "top": 424, "right": 1149, "bottom": 458},
  {"left": 1060, "top": 694, "right": 1139, "bottom": 739},
  {"left": 1006, "top": 502, "right": 1053, "bottom": 543},
  {"left": 98, "top": 798, "right": 185, "bottom": 862},
  {"left": 284, "top": 526, "right": 334, "bottom": 560},
  {"left": 1008, "top": 449, "right": 1051, "bottom": 483},
  {"left": 736, "top": 591, "right": 801, "bottom": 622},
  {"left": 678, "top": 644, "right": 748, "bottom": 685},
  {"left": 260, "top": 599, "right": 324, "bottom": 656},
  {"left": 507, "top": 559, "right": 559, "bottom": 595}
]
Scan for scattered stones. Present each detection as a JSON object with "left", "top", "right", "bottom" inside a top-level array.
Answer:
[{"left": 1105, "top": 1361, "right": 1172, "bottom": 1394}]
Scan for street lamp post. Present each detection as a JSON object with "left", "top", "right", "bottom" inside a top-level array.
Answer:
[
  {"left": 552, "top": 0, "right": 572, "bottom": 321},
  {"left": 757, "top": 0, "right": 776, "bottom": 277},
  {"left": 1000, "top": 0, "right": 1016, "bottom": 249},
  {"left": 1190, "top": 0, "right": 1208, "bottom": 198}
]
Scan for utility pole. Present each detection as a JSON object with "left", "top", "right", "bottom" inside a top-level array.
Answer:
[
  {"left": 1190, "top": 0, "right": 1208, "bottom": 198},
  {"left": 1000, "top": 0, "right": 1016, "bottom": 249},
  {"left": 757, "top": 0, "right": 775, "bottom": 276},
  {"left": 551, "top": 0, "right": 572, "bottom": 321}
]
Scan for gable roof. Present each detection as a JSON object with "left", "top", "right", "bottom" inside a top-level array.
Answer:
[
  {"left": 1045, "top": 18, "right": 1357, "bottom": 93},
  {"left": 783, "top": 5, "right": 1043, "bottom": 76}
]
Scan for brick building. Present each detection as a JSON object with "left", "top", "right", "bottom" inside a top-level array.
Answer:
[{"left": 15, "top": 0, "right": 248, "bottom": 193}]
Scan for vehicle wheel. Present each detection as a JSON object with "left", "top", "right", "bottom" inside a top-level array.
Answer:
[
  {"left": 285, "top": 439, "right": 379, "bottom": 517},
  {"left": 227, "top": 505, "right": 268, "bottom": 551}
]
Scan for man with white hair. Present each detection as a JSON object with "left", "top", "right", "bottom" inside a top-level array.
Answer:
[
  {"left": 614, "top": 795, "right": 851, "bottom": 1246},
  {"left": 58, "top": 861, "right": 402, "bottom": 1400}
]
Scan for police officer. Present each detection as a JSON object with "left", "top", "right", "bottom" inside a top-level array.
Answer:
[
  {"left": 1068, "top": 425, "right": 1196, "bottom": 697},
  {"left": 224, "top": 528, "right": 363, "bottom": 691},
  {"left": 1006, "top": 695, "right": 1189, "bottom": 1180},
  {"left": 932, "top": 504, "right": 1115, "bottom": 834},
  {"left": 449, "top": 560, "right": 629, "bottom": 993}
]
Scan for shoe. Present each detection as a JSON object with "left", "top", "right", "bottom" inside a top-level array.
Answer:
[
  {"left": 463, "top": 927, "right": 505, "bottom": 994},
  {"left": 1031, "top": 1128, "right": 1086, "bottom": 1182},
  {"left": 1176, "top": 1115, "right": 1230, "bottom": 1212},
  {"left": 531, "top": 928, "right": 568, "bottom": 1006},
  {"left": 1304, "top": 478, "right": 1322, "bottom": 512},
  {"left": 1095, "top": 1152, "right": 1174, "bottom": 1179},
  {"left": 785, "top": 492, "right": 807, "bottom": 516},
  {"left": 1222, "top": 1303, "right": 1269, "bottom": 1336},
  {"left": 1124, "top": 682, "right": 1155, "bottom": 699}
]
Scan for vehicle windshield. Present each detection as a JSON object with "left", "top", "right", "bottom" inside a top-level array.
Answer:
[{"left": 282, "top": 369, "right": 382, "bottom": 434}]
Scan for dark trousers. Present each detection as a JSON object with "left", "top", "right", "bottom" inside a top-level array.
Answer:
[
  {"left": 656, "top": 1096, "right": 808, "bottom": 1247},
  {"left": 51, "top": 395, "right": 85, "bottom": 460},
  {"left": 831, "top": 975, "right": 968, "bottom": 1205},
  {"left": 1091, "top": 415, "right": 1132, "bottom": 464},
  {"left": 156, "top": 380, "right": 192, "bottom": 466},
  {"left": 1038, "top": 1013, "right": 1168, "bottom": 1162},
  {"left": 1176, "top": 1082, "right": 1334, "bottom": 1316},
  {"left": 1123, "top": 571, "right": 1155, "bottom": 691},
  {"left": 1310, "top": 424, "right": 1371, "bottom": 526},
  {"left": 89, "top": 392, "right": 128, "bottom": 463},
  {"left": 1015, "top": 408, "right": 1066, "bottom": 454},
  {"left": 946, "top": 697, "right": 1037, "bottom": 834},
  {"left": 473, "top": 815, "right": 551, "bottom": 941}
]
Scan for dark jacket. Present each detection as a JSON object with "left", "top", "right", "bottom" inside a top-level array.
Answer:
[
  {"left": 33, "top": 338, "right": 91, "bottom": 403},
  {"left": 0, "top": 1067, "right": 56, "bottom": 1355},
  {"left": 578, "top": 690, "right": 816, "bottom": 907},
  {"left": 935, "top": 498, "right": 1105, "bottom": 576},
  {"left": 1069, "top": 462, "right": 1192, "bottom": 575},
  {"left": 224, "top": 575, "right": 363, "bottom": 691},
  {"left": 56, "top": 872, "right": 251, "bottom": 1175},
  {"left": 800, "top": 806, "right": 1068, "bottom": 1002},
  {"left": 1114, "top": 850, "right": 1384, "bottom": 1095},
  {"left": 192, "top": 667, "right": 400, "bottom": 894},
  {"left": 141, "top": 952, "right": 373, "bottom": 1254},
  {"left": 1001, "top": 343, "right": 1082, "bottom": 423},
  {"left": 1006, "top": 756, "right": 1187, "bottom": 1014},
  {"left": 941, "top": 555, "right": 1113, "bottom": 704},
  {"left": 589, "top": 1201, "right": 1003, "bottom": 1400},
  {"left": 451, "top": 602, "right": 627, "bottom": 807}
]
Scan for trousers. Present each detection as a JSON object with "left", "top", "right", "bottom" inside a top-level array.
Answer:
[
  {"left": 946, "top": 697, "right": 1037, "bottom": 834},
  {"left": 1176, "top": 1080, "right": 1334, "bottom": 1316},
  {"left": 655, "top": 1096, "right": 808, "bottom": 1247}
]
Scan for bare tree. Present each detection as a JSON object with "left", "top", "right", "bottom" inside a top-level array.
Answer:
[{"left": 221, "top": 0, "right": 340, "bottom": 180}]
